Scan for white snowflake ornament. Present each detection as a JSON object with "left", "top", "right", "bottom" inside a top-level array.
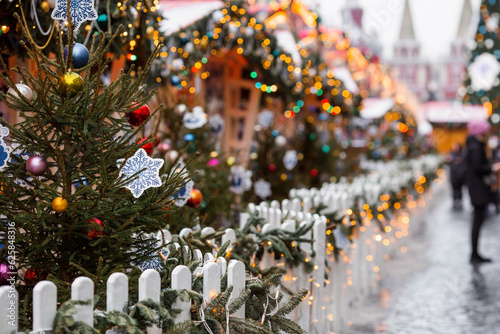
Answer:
[
  {"left": 165, "top": 159, "right": 194, "bottom": 207},
  {"left": 183, "top": 106, "right": 207, "bottom": 129},
  {"left": 254, "top": 179, "right": 272, "bottom": 199},
  {"left": 0, "top": 124, "right": 12, "bottom": 172},
  {"left": 230, "top": 166, "right": 252, "bottom": 194},
  {"left": 116, "top": 148, "right": 164, "bottom": 198},
  {"left": 468, "top": 53, "right": 500, "bottom": 91},
  {"left": 283, "top": 150, "right": 298, "bottom": 171},
  {"left": 258, "top": 109, "right": 274, "bottom": 128},
  {"left": 51, "top": 0, "right": 98, "bottom": 31}
]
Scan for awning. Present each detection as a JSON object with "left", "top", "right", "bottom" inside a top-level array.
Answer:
[
  {"left": 160, "top": 1, "right": 224, "bottom": 36},
  {"left": 275, "top": 30, "right": 302, "bottom": 66},
  {"left": 360, "top": 98, "right": 395, "bottom": 119},
  {"left": 424, "top": 101, "right": 487, "bottom": 123},
  {"left": 333, "top": 67, "right": 359, "bottom": 94}
]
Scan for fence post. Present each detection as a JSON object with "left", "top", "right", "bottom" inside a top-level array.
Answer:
[
  {"left": 203, "top": 262, "right": 221, "bottom": 305},
  {"left": 311, "top": 219, "right": 326, "bottom": 334},
  {"left": 139, "top": 269, "right": 161, "bottom": 303},
  {"left": 71, "top": 277, "right": 94, "bottom": 327},
  {"left": 32, "top": 281, "right": 57, "bottom": 333},
  {"left": 139, "top": 270, "right": 161, "bottom": 334},
  {"left": 217, "top": 257, "right": 227, "bottom": 275},
  {"left": 239, "top": 212, "right": 250, "bottom": 230},
  {"left": 222, "top": 228, "right": 236, "bottom": 249},
  {"left": 227, "top": 260, "right": 245, "bottom": 319},
  {"left": 157, "top": 229, "right": 172, "bottom": 245},
  {"left": 171, "top": 265, "right": 192, "bottom": 323},
  {"left": 260, "top": 224, "right": 275, "bottom": 270},
  {"left": 107, "top": 273, "right": 129, "bottom": 313},
  {"left": 0, "top": 285, "right": 17, "bottom": 334}
]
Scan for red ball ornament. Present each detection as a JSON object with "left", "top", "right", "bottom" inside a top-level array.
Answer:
[
  {"left": 24, "top": 268, "right": 48, "bottom": 285},
  {"left": 310, "top": 169, "right": 318, "bottom": 177},
  {"left": 269, "top": 164, "right": 276, "bottom": 171},
  {"left": 138, "top": 138, "right": 153, "bottom": 155},
  {"left": 87, "top": 218, "right": 104, "bottom": 239},
  {"left": 127, "top": 104, "right": 150, "bottom": 127},
  {"left": 187, "top": 189, "right": 203, "bottom": 208}
]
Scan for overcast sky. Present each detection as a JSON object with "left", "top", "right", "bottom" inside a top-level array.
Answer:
[{"left": 306, "top": 0, "right": 481, "bottom": 62}]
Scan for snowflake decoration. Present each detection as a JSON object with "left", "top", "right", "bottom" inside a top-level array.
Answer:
[
  {"left": 134, "top": 234, "right": 169, "bottom": 272},
  {"left": 468, "top": 53, "right": 500, "bottom": 92},
  {"left": 258, "top": 109, "right": 274, "bottom": 128},
  {"left": 230, "top": 166, "right": 252, "bottom": 194},
  {"left": 209, "top": 113, "right": 224, "bottom": 135},
  {"left": 51, "top": 0, "right": 98, "bottom": 31},
  {"left": 183, "top": 106, "right": 207, "bottom": 129},
  {"left": 254, "top": 179, "right": 272, "bottom": 199},
  {"left": 0, "top": 124, "right": 12, "bottom": 172},
  {"left": 117, "top": 148, "right": 164, "bottom": 198},
  {"left": 283, "top": 150, "right": 298, "bottom": 171},
  {"left": 164, "top": 159, "right": 194, "bottom": 207}
]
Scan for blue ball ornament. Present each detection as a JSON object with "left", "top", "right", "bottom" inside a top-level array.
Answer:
[
  {"left": 184, "top": 133, "right": 195, "bottom": 141},
  {"left": 97, "top": 14, "right": 108, "bottom": 30},
  {"left": 64, "top": 43, "right": 90, "bottom": 69},
  {"left": 170, "top": 75, "right": 181, "bottom": 86}
]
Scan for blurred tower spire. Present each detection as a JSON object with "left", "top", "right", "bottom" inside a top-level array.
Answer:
[
  {"left": 457, "top": 0, "right": 473, "bottom": 39},
  {"left": 399, "top": 0, "right": 416, "bottom": 40}
]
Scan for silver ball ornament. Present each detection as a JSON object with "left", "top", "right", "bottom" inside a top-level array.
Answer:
[
  {"left": 275, "top": 135, "right": 287, "bottom": 147},
  {"left": 8, "top": 84, "right": 34, "bottom": 102}
]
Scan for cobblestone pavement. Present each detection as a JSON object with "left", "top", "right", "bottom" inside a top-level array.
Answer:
[{"left": 349, "top": 181, "right": 500, "bottom": 334}]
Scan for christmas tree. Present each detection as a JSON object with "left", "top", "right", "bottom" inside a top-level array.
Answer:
[
  {"left": 462, "top": 0, "right": 500, "bottom": 122},
  {"left": 0, "top": 13, "right": 187, "bottom": 323}
]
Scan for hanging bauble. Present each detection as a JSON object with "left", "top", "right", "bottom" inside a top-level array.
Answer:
[
  {"left": 86, "top": 218, "right": 104, "bottom": 239},
  {"left": 138, "top": 138, "right": 153, "bottom": 155},
  {"left": 52, "top": 197, "right": 68, "bottom": 213},
  {"left": 97, "top": 14, "right": 108, "bottom": 31},
  {"left": 172, "top": 59, "right": 184, "bottom": 71},
  {"left": 170, "top": 75, "right": 181, "bottom": 86},
  {"left": 64, "top": 43, "right": 90, "bottom": 69},
  {"left": 187, "top": 189, "right": 202, "bottom": 208},
  {"left": 0, "top": 262, "right": 15, "bottom": 286},
  {"left": 166, "top": 150, "right": 179, "bottom": 162},
  {"left": 275, "top": 135, "right": 287, "bottom": 147},
  {"left": 7, "top": 83, "right": 34, "bottom": 102},
  {"left": 40, "top": 1, "right": 50, "bottom": 12},
  {"left": 26, "top": 155, "right": 48, "bottom": 176},
  {"left": 0, "top": 26, "right": 9, "bottom": 34},
  {"left": 158, "top": 142, "right": 171, "bottom": 154},
  {"left": 127, "top": 104, "right": 150, "bottom": 126},
  {"left": 59, "top": 72, "right": 84, "bottom": 97},
  {"left": 24, "top": 268, "right": 47, "bottom": 285}
]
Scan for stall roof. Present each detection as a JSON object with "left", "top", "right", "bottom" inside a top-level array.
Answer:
[
  {"left": 360, "top": 98, "right": 395, "bottom": 119},
  {"left": 160, "top": 1, "right": 224, "bottom": 35},
  {"left": 333, "top": 67, "right": 359, "bottom": 94},
  {"left": 424, "top": 101, "right": 487, "bottom": 123}
]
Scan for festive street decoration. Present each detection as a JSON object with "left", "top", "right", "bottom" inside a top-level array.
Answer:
[
  {"left": 64, "top": 43, "right": 90, "bottom": 69},
  {"left": 52, "top": 197, "right": 68, "bottom": 213},
  {"left": 138, "top": 138, "right": 154, "bottom": 155},
  {"left": 283, "top": 150, "right": 298, "bottom": 171},
  {"left": 116, "top": 148, "right": 164, "bottom": 198},
  {"left": 127, "top": 104, "right": 151, "bottom": 127},
  {"left": 7, "top": 84, "right": 34, "bottom": 103},
  {"left": 86, "top": 218, "right": 104, "bottom": 239},
  {"left": 59, "top": 72, "right": 84, "bottom": 97},
  {"left": 467, "top": 53, "right": 500, "bottom": 91},
  {"left": 230, "top": 165, "right": 252, "bottom": 194},
  {"left": 26, "top": 155, "right": 48, "bottom": 176},
  {"left": 0, "top": 125, "right": 12, "bottom": 172},
  {"left": 254, "top": 179, "right": 272, "bottom": 199},
  {"left": 0, "top": 262, "right": 15, "bottom": 286},
  {"left": 183, "top": 106, "right": 207, "bottom": 129},
  {"left": 51, "top": 0, "right": 98, "bottom": 31},
  {"left": 186, "top": 188, "right": 203, "bottom": 208}
]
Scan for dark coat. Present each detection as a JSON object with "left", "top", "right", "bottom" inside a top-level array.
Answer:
[
  {"left": 448, "top": 150, "right": 465, "bottom": 187},
  {"left": 465, "top": 136, "right": 492, "bottom": 207}
]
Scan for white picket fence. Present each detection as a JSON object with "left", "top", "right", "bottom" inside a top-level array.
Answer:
[{"left": 0, "top": 155, "right": 443, "bottom": 334}]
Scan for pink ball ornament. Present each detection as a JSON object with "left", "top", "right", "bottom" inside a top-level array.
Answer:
[
  {"left": 26, "top": 155, "right": 48, "bottom": 176},
  {"left": 0, "top": 262, "right": 16, "bottom": 286},
  {"left": 158, "top": 142, "right": 171, "bottom": 154}
]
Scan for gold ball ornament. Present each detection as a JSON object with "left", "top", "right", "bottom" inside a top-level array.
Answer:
[
  {"left": 52, "top": 197, "right": 68, "bottom": 213},
  {"left": 40, "top": 1, "right": 50, "bottom": 12},
  {"left": 59, "top": 72, "right": 84, "bottom": 97}
]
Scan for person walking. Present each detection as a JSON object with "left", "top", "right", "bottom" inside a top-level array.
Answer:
[
  {"left": 465, "top": 121, "right": 500, "bottom": 264},
  {"left": 447, "top": 143, "right": 466, "bottom": 209}
]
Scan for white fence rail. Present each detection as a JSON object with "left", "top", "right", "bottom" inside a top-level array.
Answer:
[{"left": 0, "top": 156, "right": 443, "bottom": 334}]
